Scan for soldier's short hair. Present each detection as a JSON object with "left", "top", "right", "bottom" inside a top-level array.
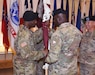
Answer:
[{"left": 52, "top": 8, "right": 67, "bottom": 17}]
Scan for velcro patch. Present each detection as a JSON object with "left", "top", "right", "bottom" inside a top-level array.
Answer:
[{"left": 21, "top": 42, "right": 27, "bottom": 47}]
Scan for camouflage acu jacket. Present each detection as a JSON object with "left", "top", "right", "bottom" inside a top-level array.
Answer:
[
  {"left": 79, "top": 30, "right": 95, "bottom": 65},
  {"left": 45, "top": 23, "right": 82, "bottom": 75},
  {"left": 13, "top": 25, "right": 46, "bottom": 75}
]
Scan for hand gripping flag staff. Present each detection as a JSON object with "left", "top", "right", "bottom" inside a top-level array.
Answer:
[
  {"left": 42, "top": 0, "right": 51, "bottom": 75},
  {"left": 43, "top": 63, "right": 49, "bottom": 75}
]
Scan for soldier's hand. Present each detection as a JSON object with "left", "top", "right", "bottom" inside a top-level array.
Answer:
[
  {"left": 30, "top": 26, "right": 38, "bottom": 32},
  {"left": 43, "top": 48, "right": 49, "bottom": 56}
]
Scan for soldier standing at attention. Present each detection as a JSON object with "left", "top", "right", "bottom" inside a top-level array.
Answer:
[
  {"left": 13, "top": 11, "right": 48, "bottom": 75},
  {"left": 45, "top": 9, "right": 82, "bottom": 75},
  {"left": 79, "top": 16, "right": 95, "bottom": 75}
]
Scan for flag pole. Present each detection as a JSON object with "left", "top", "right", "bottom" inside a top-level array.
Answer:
[
  {"left": 85, "top": 0, "right": 90, "bottom": 17},
  {"left": 74, "top": 0, "right": 79, "bottom": 26},
  {"left": 81, "top": 0, "right": 86, "bottom": 18},
  {"left": 92, "top": 0, "right": 95, "bottom": 15},
  {"left": 56, "top": 0, "right": 61, "bottom": 9},
  {"left": 68, "top": 0, "right": 73, "bottom": 23},
  {"left": 63, "top": 0, "right": 66, "bottom": 10},
  {"left": 0, "top": 0, "right": 6, "bottom": 53},
  {"left": 43, "top": 63, "right": 49, "bottom": 75},
  {"left": 33, "top": 0, "right": 39, "bottom": 12}
]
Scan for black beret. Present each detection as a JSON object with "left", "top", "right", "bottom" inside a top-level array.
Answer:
[
  {"left": 84, "top": 17, "right": 89, "bottom": 22},
  {"left": 84, "top": 16, "right": 95, "bottom": 22},
  {"left": 89, "top": 16, "right": 95, "bottom": 21},
  {"left": 23, "top": 11, "right": 38, "bottom": 21},
  {"left": 52, "top": 8, "right": 67, "bottom": 16}
]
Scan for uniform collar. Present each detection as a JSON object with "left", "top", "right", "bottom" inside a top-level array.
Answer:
[
  {"left": 58, "top": 22, "right": 70, "bottom": 29},
  {"left": 21, "top": 24, "right": 34, "bottom": 33}
]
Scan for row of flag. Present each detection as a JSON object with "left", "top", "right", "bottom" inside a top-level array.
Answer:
[
  {"left": 1, "top": 0, "right": 95, "bottom": 51},
  {"left": 2, "top": 0, "right": 19, "bottom": 51},
  {"left": 2, "top": 0, "right": 51, "bottom": 51}
]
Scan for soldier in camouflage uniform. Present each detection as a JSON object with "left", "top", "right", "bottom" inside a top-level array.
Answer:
[
  {"left": 13, "top": 11, "right": 48, "bottom": 75},
  {"left": 79, "top": 16, "right": 95, "bottom": 75},
  {"left": 45, "top": 9, "right": 82, "bottom": 75}
]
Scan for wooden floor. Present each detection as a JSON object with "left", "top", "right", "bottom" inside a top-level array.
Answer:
[
  {"left": 0, "top": 60, "right": 13, "bottom": 69},
  {"left": 0, "top": 60, "right": 80, "bottom": 75},
  {"left": 0, "top": 60, "right": 13, "bottom": 75},
  {"left": 0, "top": 67, "right": 80, "bottom": 75},
  {"left": 0, "top": 68, "right": 13, "bottom": 75}
]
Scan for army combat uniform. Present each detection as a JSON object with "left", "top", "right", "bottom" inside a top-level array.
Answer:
[
  {"left": 45, "top": 23, "right": 82, "bottom": 75},
  {"left": 79, "top": 30, "right": 95, "bottom": 75},
  {"left": 13, "top": 25, "right": 46, "bottom": 75},
  {"left": 35, "top": 40, "right": 45, "bottom": 75}
]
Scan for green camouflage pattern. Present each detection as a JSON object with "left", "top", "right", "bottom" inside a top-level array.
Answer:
[
  {"left": 35, "top": 40, "right": 45, "bottom": 75},
  {"left": 13, "top": 25, "right": 46, "bottom": 75},
  {"left": 79, "top": 30, "right": 95, "bottom": 75},
  {"left": 45, "top": 23, "right": 82, "bottom": 75}
]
